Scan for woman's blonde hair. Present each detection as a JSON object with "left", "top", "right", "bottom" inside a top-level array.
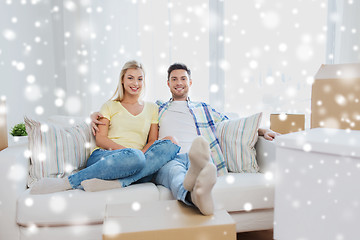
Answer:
[{"left": 110, "top": 60, "right": 145, "bottom": 101}]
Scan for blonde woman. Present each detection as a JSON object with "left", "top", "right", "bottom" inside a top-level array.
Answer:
[{"left": 31, "top": 60, "right": 180, "bottom": 194}]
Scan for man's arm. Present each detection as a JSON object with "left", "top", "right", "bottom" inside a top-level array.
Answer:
[
  {"left": 258, "top": 128, "right": 280, "bottom": 141},
  {"left": 209, "top": 106, "right": 228, "bottom": 124},
  {"left": 207, "top": 103, "right": 279, "bottom": 141},
  {"left": 90, "top": 112, "right": 106, "bottom": 136}
]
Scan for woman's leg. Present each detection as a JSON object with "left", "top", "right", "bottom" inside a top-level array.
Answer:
[
  {"left": 119, "top": 139, "right": 180, "bottom": 187},
  {"left": 68, "top": 148, "right": 145, "bottom": 188},
  {"left": 30, "top": 148, "right": 145, "bottom": 194}
]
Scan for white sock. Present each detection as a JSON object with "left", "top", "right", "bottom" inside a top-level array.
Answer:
[
  {"left": 183, "top": 136, "right": 211, "bottom": 191},
  {"left": 30, "top": 177, "right": 72, "bottom": 195},
  {"left": 190, "top": 162, "right": 217, "bottom": 216},
  {"left": 81, "top": 178, "right": 122, "bottom": 192}
]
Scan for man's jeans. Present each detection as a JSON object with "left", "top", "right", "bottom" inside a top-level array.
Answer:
[
  {"left": 68, "top": 140, "right": 180, "bottom": 188},
  {"left": 154, "top": 153, "right": 193, "bottom": 206}
]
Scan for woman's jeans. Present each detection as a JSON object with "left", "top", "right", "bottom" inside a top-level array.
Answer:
[
  {"left": 68, "top": 140, "right": 180, "bottom": 188},
  {"left": 154, "top": 153, "right": 193, "bottom": 206}
]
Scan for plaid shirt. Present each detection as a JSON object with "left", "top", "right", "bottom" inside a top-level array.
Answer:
[{"left": 156, "top": 98, "right": 228, "bottom": 176}]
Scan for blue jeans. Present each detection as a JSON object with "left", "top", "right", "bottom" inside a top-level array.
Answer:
[
  {"left": 68, "top": 140, "right": 180, "bottom": 188},
  {"left": 154, "top": 153, "right": 193, "bottom": 206}
]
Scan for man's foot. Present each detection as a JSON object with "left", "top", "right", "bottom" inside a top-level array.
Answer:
[
  {"left": 81, "top": 178, "right": 122, "bottom": 192},
  {"left": 190, "top": 162, "right": 217, "bottom": 215},
  {"left": 30, "top": 177, "right": 72, "bottom": 195},
  {"left": 183, "top": 136, "right": 211, "bottom": 191}
]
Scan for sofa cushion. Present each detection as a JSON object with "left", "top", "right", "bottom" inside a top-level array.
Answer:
[
  {"left": 216, "top": 113, "right": 262, "bottom": 173},
  {"left": 17, "top": 183, "right": 159, "bottom": 226},
  {"left": 156, "top": 173, "right": 274, "bottom": 212},
  {"left": 24, "top": 117, "right": 95, "bottom": 188},
  {"left": 213, "top": 173, "right": 274, "bottom": 212},
  {"left": 157, "top": 185, "right": 175, "bottom": 201}
]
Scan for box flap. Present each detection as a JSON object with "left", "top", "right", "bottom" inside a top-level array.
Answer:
[
  {"left": 275, "top": 128, "right": 360, "bottom": 158},
  {"left": 311, "top": 63, "right": 360, "bottom": 130},
  {"left": 0, "top": 98, "right": 8, "bottom": 151},
  {"left": 314, "top": 63, "right": 360, "bottom": 80}
]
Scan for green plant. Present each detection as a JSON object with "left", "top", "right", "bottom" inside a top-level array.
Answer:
[{"left": 10, "top": 123, "right": 28, "bottom": 136}]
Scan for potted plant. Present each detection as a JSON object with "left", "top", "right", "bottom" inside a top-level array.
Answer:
[{"left": 10, "top": 123, "right": 28, "bottom": 144}]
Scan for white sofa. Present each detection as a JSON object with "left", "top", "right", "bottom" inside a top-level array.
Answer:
[{"left": 0, "top": 136, "right": 276, "bottom": 240}]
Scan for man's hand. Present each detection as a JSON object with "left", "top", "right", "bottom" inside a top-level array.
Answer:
[
  {"left": 262, "top": 129, "right": 280, "bottom": 141},
  {"left": 90, "top": 112, "right": 105, "bottom": 136}
]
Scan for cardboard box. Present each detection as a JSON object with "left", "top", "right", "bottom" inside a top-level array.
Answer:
[
  {"left": 0, "top": 98, "right": 8, "bottom": 151},
  {"left": 103, "top": 200, "right": 236, "bottom": 240},
  {"left": 311, "top": 63, "right": 360, "bottom": 130},
  {"left": 270, "top": 114, "right": 305, "bottom": 134}
]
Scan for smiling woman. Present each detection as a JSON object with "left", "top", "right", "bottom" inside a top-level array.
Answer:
[
  {"left": 30, "top": 60, "right": 181, "bottom": 195},
  {"left": 110, "top": 61, "right": 146, "bottom": 103}
]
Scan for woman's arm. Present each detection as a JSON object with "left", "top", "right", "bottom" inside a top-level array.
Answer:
[
  {"left": 95, "top": 118, "right": 126, "bottom": 150},
  {"left": 141, "top": 123, "right": 159, "bottom": 153}
]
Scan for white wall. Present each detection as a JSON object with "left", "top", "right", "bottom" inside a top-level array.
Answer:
[
  {"left": 223, "top": 0, "right": 327, "bottom": 128},
  {"left": 1, "top": 0, "right": 359, "bottom": 141},
  {"left": 0, "top": 0, "right": 59, "bottom": 136}
]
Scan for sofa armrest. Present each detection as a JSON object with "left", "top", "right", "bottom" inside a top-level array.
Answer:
[
  {"left": 255, "top": 136, "right": 276, "bottom": 174},
  {"left": 0, "top": 143, "right": 29, "bottom": 239}
]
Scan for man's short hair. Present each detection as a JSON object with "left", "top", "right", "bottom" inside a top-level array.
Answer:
[{"left": 167, "top": 63, "right": 191, "bottom": 80}]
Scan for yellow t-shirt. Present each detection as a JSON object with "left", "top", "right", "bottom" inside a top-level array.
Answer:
[{"left": 95, "top": 100, "right": 159, "bottom": 151}]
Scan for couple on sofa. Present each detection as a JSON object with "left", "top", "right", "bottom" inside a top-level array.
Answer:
[{"left": 31, "top": 60, "right": 277, "bottom": 215}]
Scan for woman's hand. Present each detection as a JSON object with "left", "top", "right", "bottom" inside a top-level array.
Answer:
[
  {"left": 141, "top": 124, "right": 159, "bottom": 153},
  {"left": 91, "top": 112, "right": 105, "bottom": 136}
]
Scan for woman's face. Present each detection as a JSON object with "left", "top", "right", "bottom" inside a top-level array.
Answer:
[{"left": 122, "top": 68, "right": 144, "bottom": 98}]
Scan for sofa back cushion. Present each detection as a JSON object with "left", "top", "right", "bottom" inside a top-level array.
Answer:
[
  {"left": 25, "top": 116, "right": 95, "bottom": 187},
  {"left": 216, "top": 112, "right": 262, "bottom": 173}
]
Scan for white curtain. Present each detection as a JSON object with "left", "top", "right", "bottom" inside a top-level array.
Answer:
[{"left": 326, "top": 0, "right": 360, "bottom": 64}]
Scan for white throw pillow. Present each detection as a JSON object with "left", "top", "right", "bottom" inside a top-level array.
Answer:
[
  {"left": 24, "top": 116, "right": 95, "bottom": 187},
  {"left": 216, "top": 112, "right": 262, "bottom": 173}
]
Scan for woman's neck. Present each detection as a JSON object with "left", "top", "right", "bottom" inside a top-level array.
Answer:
[{"left": 121, "top": 95, "right": 140, "bottom": 104}]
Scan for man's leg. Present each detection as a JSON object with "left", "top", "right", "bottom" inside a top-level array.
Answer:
[
  {"left": 155, "top": 138, "right": 217, "bottom": 216},
  {"left": 154, "top": 154, "right": 192, "bottom": 205}
]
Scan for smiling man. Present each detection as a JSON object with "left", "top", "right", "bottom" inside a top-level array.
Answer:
[{"left": 167, "top": 67, "right": 192, "bottom": 101}]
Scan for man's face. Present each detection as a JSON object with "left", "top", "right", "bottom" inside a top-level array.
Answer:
[{"left": 167, "top": 69, "right": 192, "bottom": 101}]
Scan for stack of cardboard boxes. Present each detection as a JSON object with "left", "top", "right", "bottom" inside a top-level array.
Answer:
[{"left": 271, "top": 63, "right": 360, "bottom": 134}]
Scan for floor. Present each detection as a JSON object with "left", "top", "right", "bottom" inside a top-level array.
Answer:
[{"left": 237, "top": 230, "right": 273, "bottom": 240}]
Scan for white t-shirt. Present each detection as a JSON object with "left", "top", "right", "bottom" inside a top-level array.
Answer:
[{"left": 158, "top": 101, "right": 198, "bottom": 153}]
